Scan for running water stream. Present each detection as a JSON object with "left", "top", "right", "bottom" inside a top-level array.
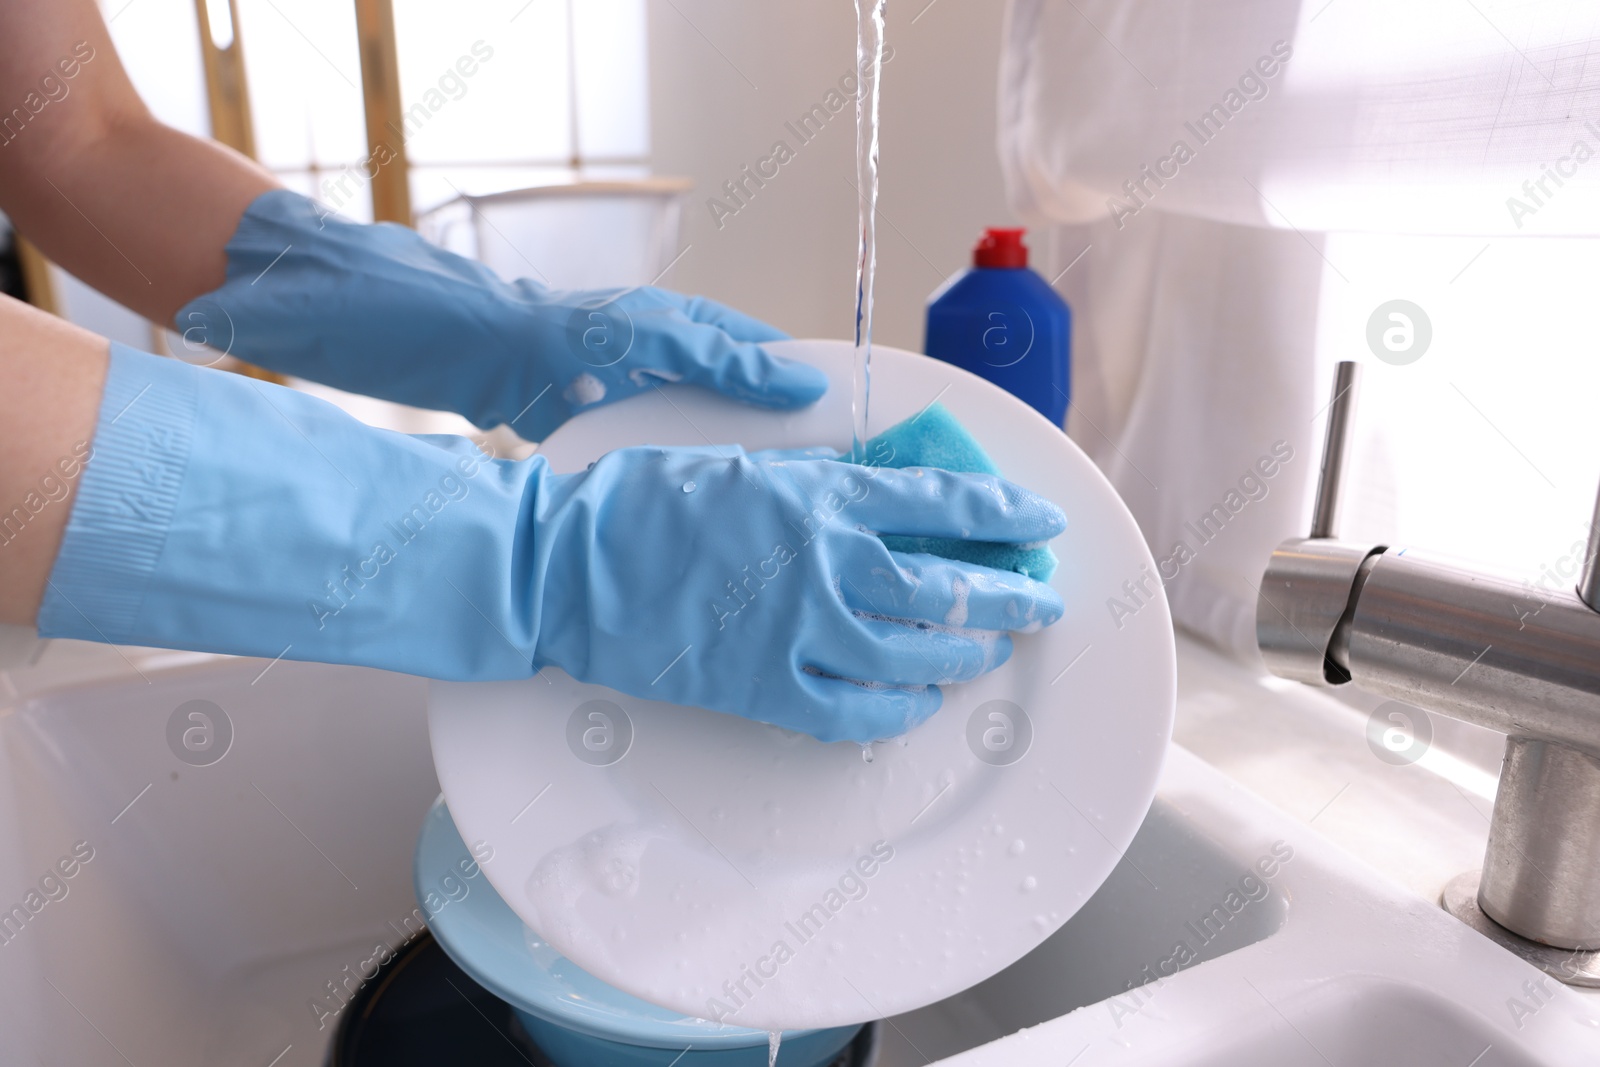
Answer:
[
  {"left": 758, "top": 25, "right": 887, "bottom": 1059},
  {"left": 851, "top": 0, "right": 888, "bottom": 460}
]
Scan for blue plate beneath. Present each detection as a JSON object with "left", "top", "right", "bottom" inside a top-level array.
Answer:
[{"left": 414, "top": 797, "right": 861, "bottom": 1067}]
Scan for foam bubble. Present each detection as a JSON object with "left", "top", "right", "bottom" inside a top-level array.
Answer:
[
  {"left": 629, "top": 367, "right": 684, "bottom": 387},
  {"left": 944, "top": 577, "right": 970, "bottom": 627},
  {"left": 564, "top": 373, "right": 608, "bottom": 407}
]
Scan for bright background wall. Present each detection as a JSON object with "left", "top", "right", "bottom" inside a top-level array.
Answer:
[{"left": 647, "top": 0, "right": 1023, "bottom": 351}]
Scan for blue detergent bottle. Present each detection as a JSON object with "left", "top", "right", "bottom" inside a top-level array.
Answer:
[{"left": 924, "top": 228, "right": 1070, "bottom": 427}]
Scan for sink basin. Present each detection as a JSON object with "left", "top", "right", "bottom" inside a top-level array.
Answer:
[
  {"left": 875, "top": 742, "right": 1600, "bottom": 1065},
  {"left": 0, "top": 635, "right": 1595, "bottom": 1064},
  {"left": 877, "top": 797, "right": 1290, "bottom": 1062}
]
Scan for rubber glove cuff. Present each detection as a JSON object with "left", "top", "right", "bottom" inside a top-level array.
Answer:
[{"left": 39, "top": 344, "right": 545, "bottom": 679}]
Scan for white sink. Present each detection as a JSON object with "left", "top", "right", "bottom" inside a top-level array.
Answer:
[
  {"left": 0, "top": 636, "right": 1595, "bottom": 1065},
  {"left": 877, "top": 744, "right": 1598, "bottom": 1066}
]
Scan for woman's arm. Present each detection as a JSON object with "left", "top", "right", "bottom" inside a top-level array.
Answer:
[
  {"left": 7, "top": 282, "right": 1065, "bottom": 742},
  {"left": 0, "top": 293, "right": 106, "bottom": 623},
  {"left": 0, "top": 2, "right": 824, "bottom": 437},
  {"left": 0, "top": 0, "right": 276, "bottom": 324}
]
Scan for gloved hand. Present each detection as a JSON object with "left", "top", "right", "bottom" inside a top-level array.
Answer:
[
  {"left": 40, "top": 346, "right": 1067, "bottom": 742},
  {"left": 175, "top": 189, "right": 826, "bottom": 439}
]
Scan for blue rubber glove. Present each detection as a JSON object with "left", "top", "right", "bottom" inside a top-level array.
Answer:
[
  {"left": 40, "top": 347, "right": 1067, "bottom": 742},
  {"left": 174, "top": 189, "right": 826, "bottom": 438}
]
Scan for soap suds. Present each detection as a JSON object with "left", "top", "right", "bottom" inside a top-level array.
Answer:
[
  {"left": 629, "top": 367, "right": 685, "bottom": 387},
  {"left": 564, "top": 373, "right": 608, "bottom": 407},
  {"left": 944, "top": 577, "right": 970, "bottom": 627},
  {"left": 525, "top": 823, "right": 661, "bottom": 963}
]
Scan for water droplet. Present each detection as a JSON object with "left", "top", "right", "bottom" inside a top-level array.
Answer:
[
  {"left": 682, "top": 480, "right": 697, "bottom": 493},
  {"left": 1020, "top": 876, "right": 1038, "bottom": 892},
  {"left": 1009, "top": 839, "right": 1027, "bottom": 856},
  {"left": 768, "top": 1030, "right": 782, "bottom": 1067},
  {"left": 861, "top": 744, "right": 875, "bottom": 763}
]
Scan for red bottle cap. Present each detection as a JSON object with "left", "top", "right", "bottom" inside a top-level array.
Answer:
[{"left": 973, "top": 227, "right": 1028, "bottom": 269}]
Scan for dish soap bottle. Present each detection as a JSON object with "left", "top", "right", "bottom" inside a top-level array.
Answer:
[{"left": 924, "top": 228, "right": 1070, "bottom": 427}]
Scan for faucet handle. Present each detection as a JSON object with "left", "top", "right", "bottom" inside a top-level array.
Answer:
[
  {"left": 1309, "top": 361, "right": 1362, "bottom": 540},
  {"left": 1256, "top": 359, "right": 1378, "bottom": 686}
]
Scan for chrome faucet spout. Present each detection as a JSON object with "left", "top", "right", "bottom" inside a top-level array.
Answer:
[{"left": 1255, "top": 360, "right": 1600, "bottom": 986}]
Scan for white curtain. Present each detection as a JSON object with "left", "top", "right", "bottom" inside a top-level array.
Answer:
[
  {"left": 1000, "top": 0, "right": 1600, "bottom": 236},
  {"left": 998, "top": 0, "right": 1600, "bottom": 660}
]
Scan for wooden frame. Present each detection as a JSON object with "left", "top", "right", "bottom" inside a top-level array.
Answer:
[
  {"left": 353, "top": 0, "right": 413, "bottom": 226},
  {"left": 13, "top": 235, "right": 59, "bottom": 316},
  {"left": 193, "top": 0, "right": 255, "bottom": 157}
]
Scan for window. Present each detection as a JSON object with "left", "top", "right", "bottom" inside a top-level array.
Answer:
[
  {"left": 106, "top": 0, "right": 651, "bottom": 222},
  {"left": 1316, "top": 232, "right": 1600, "bottom": 586}
]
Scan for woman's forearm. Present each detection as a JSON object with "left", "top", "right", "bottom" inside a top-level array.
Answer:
[
  {"left": 0, "top": 0, "right": 277, "bottom": 325},
  {"left": 0, "top": 294, "right": 106, "bottom": 625}
]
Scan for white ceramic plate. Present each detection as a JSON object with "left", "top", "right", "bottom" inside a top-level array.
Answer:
[{"left": 428, "top": 340, "right": 1175, "bottom": 1031}]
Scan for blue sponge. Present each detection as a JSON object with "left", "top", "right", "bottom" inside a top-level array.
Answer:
[{"left": 864, "top": 402, "right": 1059, "bottom": 582}]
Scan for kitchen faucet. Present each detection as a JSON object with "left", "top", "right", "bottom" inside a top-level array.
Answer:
[{"left": 1256, "top": 361, "right": 1600, "bottom": 986}]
